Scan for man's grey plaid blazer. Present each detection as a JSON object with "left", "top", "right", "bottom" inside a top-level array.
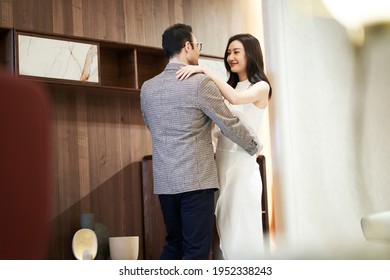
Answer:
[{"left": 141, "top": 62, "right": 260, "bottom": 195}]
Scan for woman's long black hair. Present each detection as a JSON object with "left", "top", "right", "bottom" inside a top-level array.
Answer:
[{"left": 223, "top": 34, "right": 272, "bottom": 98}]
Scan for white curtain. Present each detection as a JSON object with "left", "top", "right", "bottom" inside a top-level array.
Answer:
[{"left": 262, "top": 0, "right": 390, "bottom": 258}]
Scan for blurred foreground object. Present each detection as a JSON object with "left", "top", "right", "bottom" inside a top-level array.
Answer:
[
  {"left": 322, "top": 0, "right": 390, "bottom": 45},
  {"left": 0, "top": 70, "right": 52, "bottom": 259}
]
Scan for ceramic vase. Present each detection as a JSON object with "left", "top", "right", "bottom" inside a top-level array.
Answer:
[
  {"left": 80, "top": 213, "right": 95, "bottom": 230},
  {"left": 94, "top": 222, "right": 110, "bottom": 260}
]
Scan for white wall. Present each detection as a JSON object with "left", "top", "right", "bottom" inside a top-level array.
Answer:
[{"left": 262, "top": 0, "right": 390, "bottom": 258}]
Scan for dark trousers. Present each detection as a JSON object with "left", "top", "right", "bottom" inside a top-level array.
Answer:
[{"left": 159, "top": 189, "right": 215, "bottom": 260}]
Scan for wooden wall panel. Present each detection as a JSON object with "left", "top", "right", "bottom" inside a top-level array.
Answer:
[
  {"left": 12, "top": 0, "right": 53, "bottom": 33},
  {"left": 71, "top": 0, "right": 84, "bottom": 36},
  {"left": 0, "top": 0, "right": 262, "bottom": 259},
  {"left": 50, "top": 90, "right": 82, "bottom": 259},
  {"left": 182, "top": 0, "right": 232, "bottom": 55},
  {"left": 0, "top": 0, "right": 259, "bottom": 56},
  {"left": 49, "top": 91, "right": 150, "bottom": 259},
  {"left": 52, "top": 0, "right": 73, "bottom": 35},
  {"left": 0, "top": 0, "right": 13, "bottom": 27}
]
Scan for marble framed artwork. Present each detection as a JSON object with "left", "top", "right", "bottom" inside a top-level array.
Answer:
[
  {"left": 199, "top": 56, "right": 228, "bottom": 81},
  {"left": 17, "top": 34, "right": 99, "bottom": 83}
]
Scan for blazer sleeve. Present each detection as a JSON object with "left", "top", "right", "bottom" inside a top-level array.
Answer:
[{"left": 197, "top": 77, "right": 261, "bottom": 156}]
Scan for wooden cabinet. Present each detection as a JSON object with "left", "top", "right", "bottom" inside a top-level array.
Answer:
[
  {"left": 98, "top": 41, "right": 167, "bottom": 93},
  {"left": 1, "top": 28, "right": 168, "bottom": 96},
  {"left": 2, "top": 28, "right": 227, "bottom": 99},
  {"left": 1, "top": 27, "right": 168, "bottom": 259}
]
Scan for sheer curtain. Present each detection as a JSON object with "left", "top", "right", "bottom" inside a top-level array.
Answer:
[{"left": 262, "top": 0, "right": 390, "bottom": 258}]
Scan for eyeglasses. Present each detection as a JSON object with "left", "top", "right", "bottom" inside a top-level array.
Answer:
[
  {"left": 194, "top": 42, "right": 203, "bottom": 52},
  {"left": 182, "top": 41, "right": 203, "bottom": 52}
]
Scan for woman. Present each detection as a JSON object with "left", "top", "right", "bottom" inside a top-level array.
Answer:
[{"left": 176, "top": 33, "right": 272, "bottom": 259}]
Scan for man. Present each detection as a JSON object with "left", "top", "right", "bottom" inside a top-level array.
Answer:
[{"left": 140, "top": 23, "right": 261, "bottom": 260}]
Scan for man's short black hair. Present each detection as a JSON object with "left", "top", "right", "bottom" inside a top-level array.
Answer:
[{"left": 162, "top": 23, "right": 193, "bottom": 58}]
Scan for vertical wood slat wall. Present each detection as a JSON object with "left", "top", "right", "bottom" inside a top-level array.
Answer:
[{"left": 0, "top": 0, "right": 258, "bottom": 259}]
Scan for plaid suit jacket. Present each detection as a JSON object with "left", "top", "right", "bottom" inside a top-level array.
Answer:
[{"left": 141, "top": 62, "right": 260, "bottom": 195}]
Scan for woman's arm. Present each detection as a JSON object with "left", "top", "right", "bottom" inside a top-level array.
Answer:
[{"left": 176, "top": 65, "right": 269, "bottom": 108}]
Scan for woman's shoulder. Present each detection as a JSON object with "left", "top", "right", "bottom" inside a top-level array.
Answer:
[
  {"left": 251, "top": 80, "right": 270, "bottom": 98},
  {"left": 251, "top": 81, "right": 270, "bottom": 109},
  {"left": 251, "top": 80, "right": 270, "bottom": 90}
]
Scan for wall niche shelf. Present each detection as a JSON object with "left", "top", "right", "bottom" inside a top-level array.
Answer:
[
  {"left": 0, "top": 28, "right": 15, "bottom": 72},
  {"left": 1, "top": 28, "right": 168, "bottom": 96}
]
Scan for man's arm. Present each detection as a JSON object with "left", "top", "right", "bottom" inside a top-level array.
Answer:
[{"left": 197, "top": 77, "right": 261, "bottom": 156}]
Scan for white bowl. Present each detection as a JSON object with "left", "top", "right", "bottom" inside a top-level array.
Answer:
[{"left": 109, "top": 236, "right": 139, "bottom": 260}]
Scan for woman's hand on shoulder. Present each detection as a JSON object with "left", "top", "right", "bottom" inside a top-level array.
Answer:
[{"left": 176, "top": 65, "right": 204, "bottom": 80}]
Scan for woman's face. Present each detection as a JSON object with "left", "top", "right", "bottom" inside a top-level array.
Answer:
[{"left": 226, "top": 40, "right": 247, "bottom": 76}]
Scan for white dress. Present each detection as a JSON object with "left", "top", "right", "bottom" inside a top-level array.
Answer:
[{"left": 214, "top": 79, "right": 265, "bottom": 260}]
